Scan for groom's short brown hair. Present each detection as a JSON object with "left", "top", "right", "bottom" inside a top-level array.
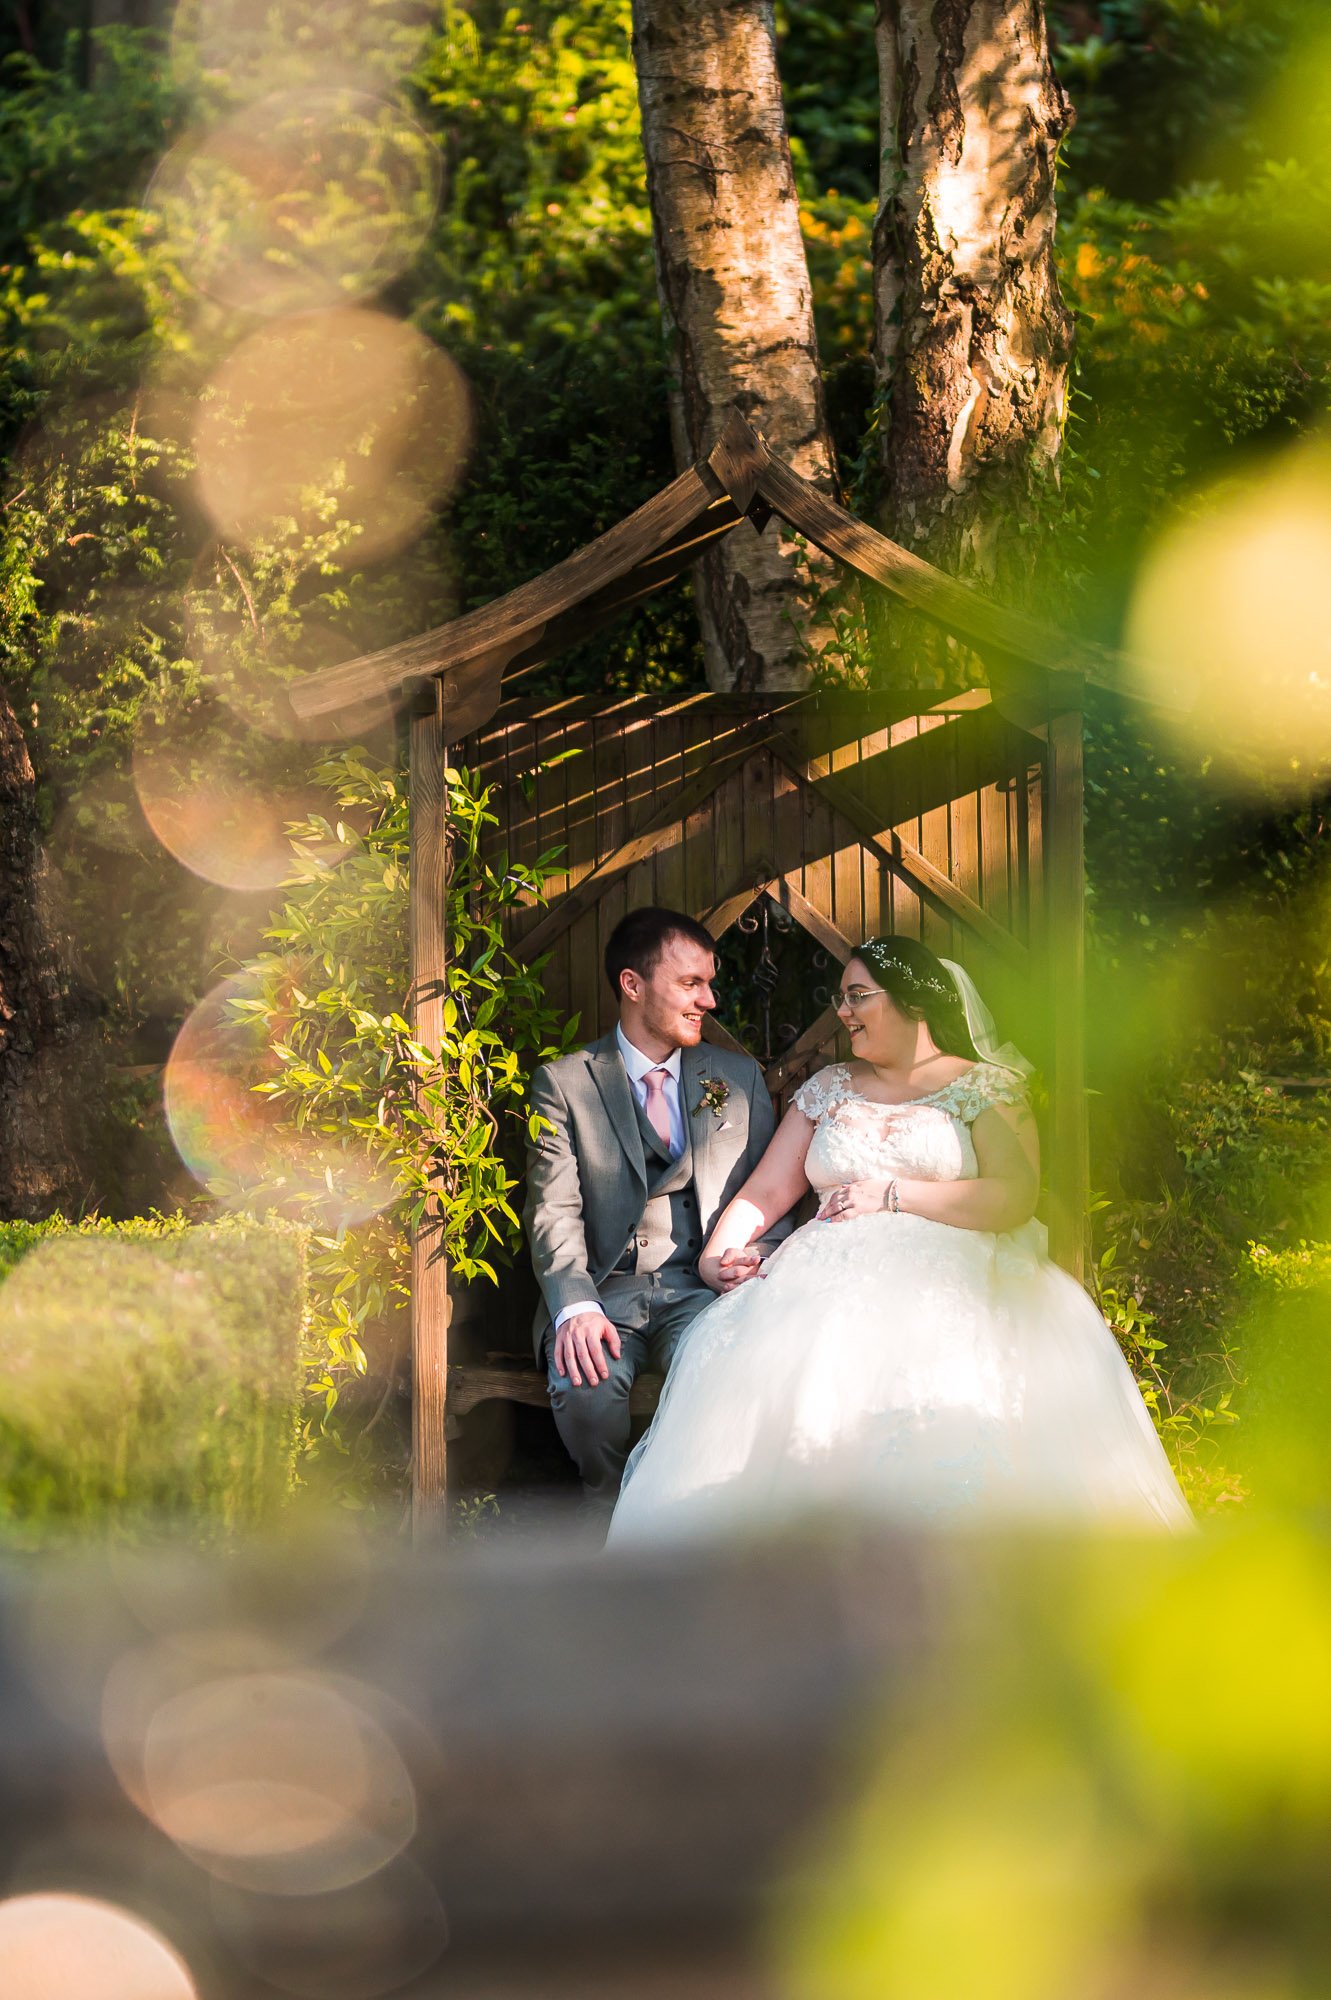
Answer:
[{"left": 605, "top": 906, "right": 718, "bottom": 997}]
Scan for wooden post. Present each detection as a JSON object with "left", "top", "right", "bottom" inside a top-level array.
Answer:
[
  {"left": 1046, "top": 704, "right": 1088, "bottom": 1283},
  {"left": 409, "top": 678, "right": 449, "bottom": 1536}
]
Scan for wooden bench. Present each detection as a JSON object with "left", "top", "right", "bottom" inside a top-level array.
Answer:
[{"left": 447, "top": 1360, "right": 663, "bottom": 1423}]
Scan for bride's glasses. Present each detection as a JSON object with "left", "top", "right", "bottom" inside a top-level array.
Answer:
[{"left": 838, "top": 985, "right": 886, "bottom": 1008}]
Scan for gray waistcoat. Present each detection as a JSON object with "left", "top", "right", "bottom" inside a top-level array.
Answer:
[{"left": 621, "top": 1091, "right": 702, "bottom": 1277}]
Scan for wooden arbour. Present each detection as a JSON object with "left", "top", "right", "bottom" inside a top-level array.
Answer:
[{"left": 287, "top": 410, "right": 1153, "bottom": 1533}]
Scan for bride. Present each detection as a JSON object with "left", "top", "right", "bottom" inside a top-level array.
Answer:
[{"left": 608, "top": 936, "right": 1193, "bottom": 1543}]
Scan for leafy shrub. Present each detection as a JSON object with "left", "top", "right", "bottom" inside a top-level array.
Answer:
[
  {"left": 240, "top": 750, "right": 574, "bottom": 1463},
  {"left": 0, "top": 1213, "right": 304, "bottom": 1543}
]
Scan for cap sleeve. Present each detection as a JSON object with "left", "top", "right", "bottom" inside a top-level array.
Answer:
[
  {"left": 793, "top": 1063, "right": 853, "bottom": 1124},
  {"left": 957, "top": 1063, "right": 1030, "bottom": 1121}
]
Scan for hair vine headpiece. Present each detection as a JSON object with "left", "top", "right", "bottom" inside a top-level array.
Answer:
[{"left": 857, "top": 937, "right": 954, "bottom": 999}]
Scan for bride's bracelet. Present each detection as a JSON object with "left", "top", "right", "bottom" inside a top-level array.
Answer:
[{"left": 883, "top": 1179, "right": 901, "bottom": 1214}]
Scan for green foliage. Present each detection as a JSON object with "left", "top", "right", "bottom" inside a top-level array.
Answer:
[
  {"left": 0, "top": 1213, "right": 304, "bottom": 1543},
  {"left": 241, "top": 750, "right": 574, "bottom": 1450},
  {"left": 416, "top": 0, "right": 654, "bottom": 360},
  {"left": 1053, "top": 0, "right": 1311, "bottom": 205},
  {"left": 0, "top": 31, "right": 181, "bottom": 260},
  {"left": 777, "top": 2, "right": 878, "bottom": 205}
]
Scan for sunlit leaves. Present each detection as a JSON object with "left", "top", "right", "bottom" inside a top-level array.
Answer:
[{"left": 238, "top": 753, "right": 576, "bottom": 1434}]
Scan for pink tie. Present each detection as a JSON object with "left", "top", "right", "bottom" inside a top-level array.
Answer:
[{"left": 642, "top": 1066, "right": 675, "bottom": 1154}]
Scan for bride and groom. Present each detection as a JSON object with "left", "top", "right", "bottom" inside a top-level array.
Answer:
[{"left": 523, "top": 905, "right": 1192, "bottom": 1542}]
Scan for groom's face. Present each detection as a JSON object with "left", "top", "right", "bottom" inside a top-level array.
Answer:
[{"left": 622, "top": 934, "right": 717, "bottom": 1052}]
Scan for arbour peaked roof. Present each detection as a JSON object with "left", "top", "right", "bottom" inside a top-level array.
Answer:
[{"left": 286, "top": 408, "right": 1154, "bottom": 740}]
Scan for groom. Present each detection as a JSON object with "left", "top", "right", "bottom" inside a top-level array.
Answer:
[{"left": 524, "top": 906, "right": 788, "bottom": 1520}]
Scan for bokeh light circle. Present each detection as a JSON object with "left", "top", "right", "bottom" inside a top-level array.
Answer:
[
  {"left": 1126, "top": 446, "right": 1331, "bottom": 788},
  {"left": 193, "top": 308, "right": 471, "bottom": 564},
  {"left": 148, "top": 89, "right": 441, "bottom": 317},
  {"left": 0, "top": 1894, "right": 196, "bottom": 2000},
  {"left": 131, "top": 726, "right": 334, "bottom": 893},
  {"left": 112, "top": 1664, "right": 417, "bottom": 1895},
  {"left": 170, "top": 0, "right": 435, "bottom": 101},
  {"left": 164, "top": 966, "right": 396, "bottom": 1226}
]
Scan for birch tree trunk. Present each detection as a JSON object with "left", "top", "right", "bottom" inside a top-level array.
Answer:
[
  {"left": 873, "top": 0, "right": 1074, "bottom": 675},
  {"left": 0, "top": 692, "right": 86, "bottom": 1220},
  {"left": 631, "top": 0, "right": 841, "bottom": 691}
]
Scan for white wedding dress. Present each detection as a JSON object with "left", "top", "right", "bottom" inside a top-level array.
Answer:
[{"left": 609, "top": 1061, "right": 1193, "bottom": 1544}]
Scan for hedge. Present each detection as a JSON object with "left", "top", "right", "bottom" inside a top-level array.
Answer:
[{"left": 0, "top": 1215, "right": 305, "bottom": 1543}]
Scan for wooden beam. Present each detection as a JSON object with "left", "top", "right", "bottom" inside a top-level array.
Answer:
[
  {"left": 410, "top": 679, "right": 450, "bottom": 1537},
  {"left": 766, "top": 1004, "right": 844, "bottom": 1094},
  {"left": 772, "top": 873, "right": 857, "bottom": 963},
  {"left": 768, "top": 731, "right": 1029, "bottom": 968},
  {"left": 705, "top": 407, "right": 769, "bottom": 514},
  {"left": 288, "top": 469, "right": 738, "bottom": 722},
  {"left": 1045, "top": 705, "right": 1088, "bottom": 1283},
  {"left": 700, "top": 858, "right": 779, "bottom": 945}
]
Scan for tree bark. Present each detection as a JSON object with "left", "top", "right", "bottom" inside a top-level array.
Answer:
[
  {"left": 872, "top": 0, "right": 1074, "bottom": 674},
  {"left": 0, "top": 690, "right": 86, "bottom": 1221},
  {"left": 631, "top": 0, "right": 842, "bottom": 691}
]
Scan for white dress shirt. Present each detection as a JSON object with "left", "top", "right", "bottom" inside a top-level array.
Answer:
[{"left": 553, "top": 1028, "right": 686, "bottom": 1332}]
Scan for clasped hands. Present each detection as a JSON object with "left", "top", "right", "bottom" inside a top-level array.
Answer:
[{"left": 557, "top": 1182, "right": 901, "bottom": 1385}]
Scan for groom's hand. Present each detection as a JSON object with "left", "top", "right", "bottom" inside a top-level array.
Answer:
[{"left": 555, "top": 1311, "right": 622, "bottom": 1388}]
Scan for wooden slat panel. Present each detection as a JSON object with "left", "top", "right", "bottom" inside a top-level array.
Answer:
[
  {"left": 830, "top": 712, "right": 865, "bottom": 953},
  {"left": 916, "top": 713, "right": 954, "bottom": 959},
  {"left": 513, "top": 731, "right": 766, "bottom": 963},
  {"left": 651, "top": 714, "right": 690, "bottom": 945},
  {"left": 948, "top": 699, "right": 982, "bottom": 937},
  {"left": 567, "top": 719, "right": 606, "bottom": 1045},
  {"left": 981, "top": 775, "right": 1012, "bottom": 936},
  {"left": 710, "top": 746, "right": 748, "bottom": 958},
  {"left": 799, "top": 706, "right": 836, "bottom": 961},
  {"left": 769, "top": 745, "right": 805, "bottom": 902},
  {"left": 889, "top": 717, "right": 922, "bottom": 940},
  {"left": 767, "top": 732, "right": 1029, "bottom": 968},
  {"left": 623, "top": 716, "right": 662, "bottom": 1033}
]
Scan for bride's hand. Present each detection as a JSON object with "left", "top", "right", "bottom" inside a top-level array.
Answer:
[
  {"left": 817, "top": 1180, "right": 892, "bottom": 1222},
  {"left": 700, "top": 1246, "right": 764, "bottom": 1292}
]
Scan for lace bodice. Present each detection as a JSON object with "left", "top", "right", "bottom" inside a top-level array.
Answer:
[{"left": 793, "top": 1061, "right": 1028, "bottom": 1192}]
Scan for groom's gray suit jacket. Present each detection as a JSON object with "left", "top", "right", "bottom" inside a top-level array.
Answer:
[{"left": 523, "top": 1032, "right": 789, "bottom": 1359}]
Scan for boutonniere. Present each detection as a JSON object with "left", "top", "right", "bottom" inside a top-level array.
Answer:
[{"left": 693, "top": 1075, "right": 730, "bottom": 1118}]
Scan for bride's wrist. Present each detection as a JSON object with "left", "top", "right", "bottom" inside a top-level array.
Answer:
[{"left": 881, "top": 1178, "right": 902, "bottom": 1214}]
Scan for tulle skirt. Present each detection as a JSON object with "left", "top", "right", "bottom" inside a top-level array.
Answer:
[{"left": 608, "top": 1211, "right": 1194, "bottom": 1545}]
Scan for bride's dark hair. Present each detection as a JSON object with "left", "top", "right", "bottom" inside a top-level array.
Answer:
[{"left": 852, "top": 935, "right": 980, "bottom": 1061}]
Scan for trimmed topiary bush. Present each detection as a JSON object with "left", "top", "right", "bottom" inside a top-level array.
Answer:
[{"left": 0, "top": 1215, "right": 304, "bottom": 1543}]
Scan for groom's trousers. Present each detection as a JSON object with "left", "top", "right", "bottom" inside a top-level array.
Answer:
[{"left": 543, "top": 1271, "right": 713, "bottom": 1519}]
